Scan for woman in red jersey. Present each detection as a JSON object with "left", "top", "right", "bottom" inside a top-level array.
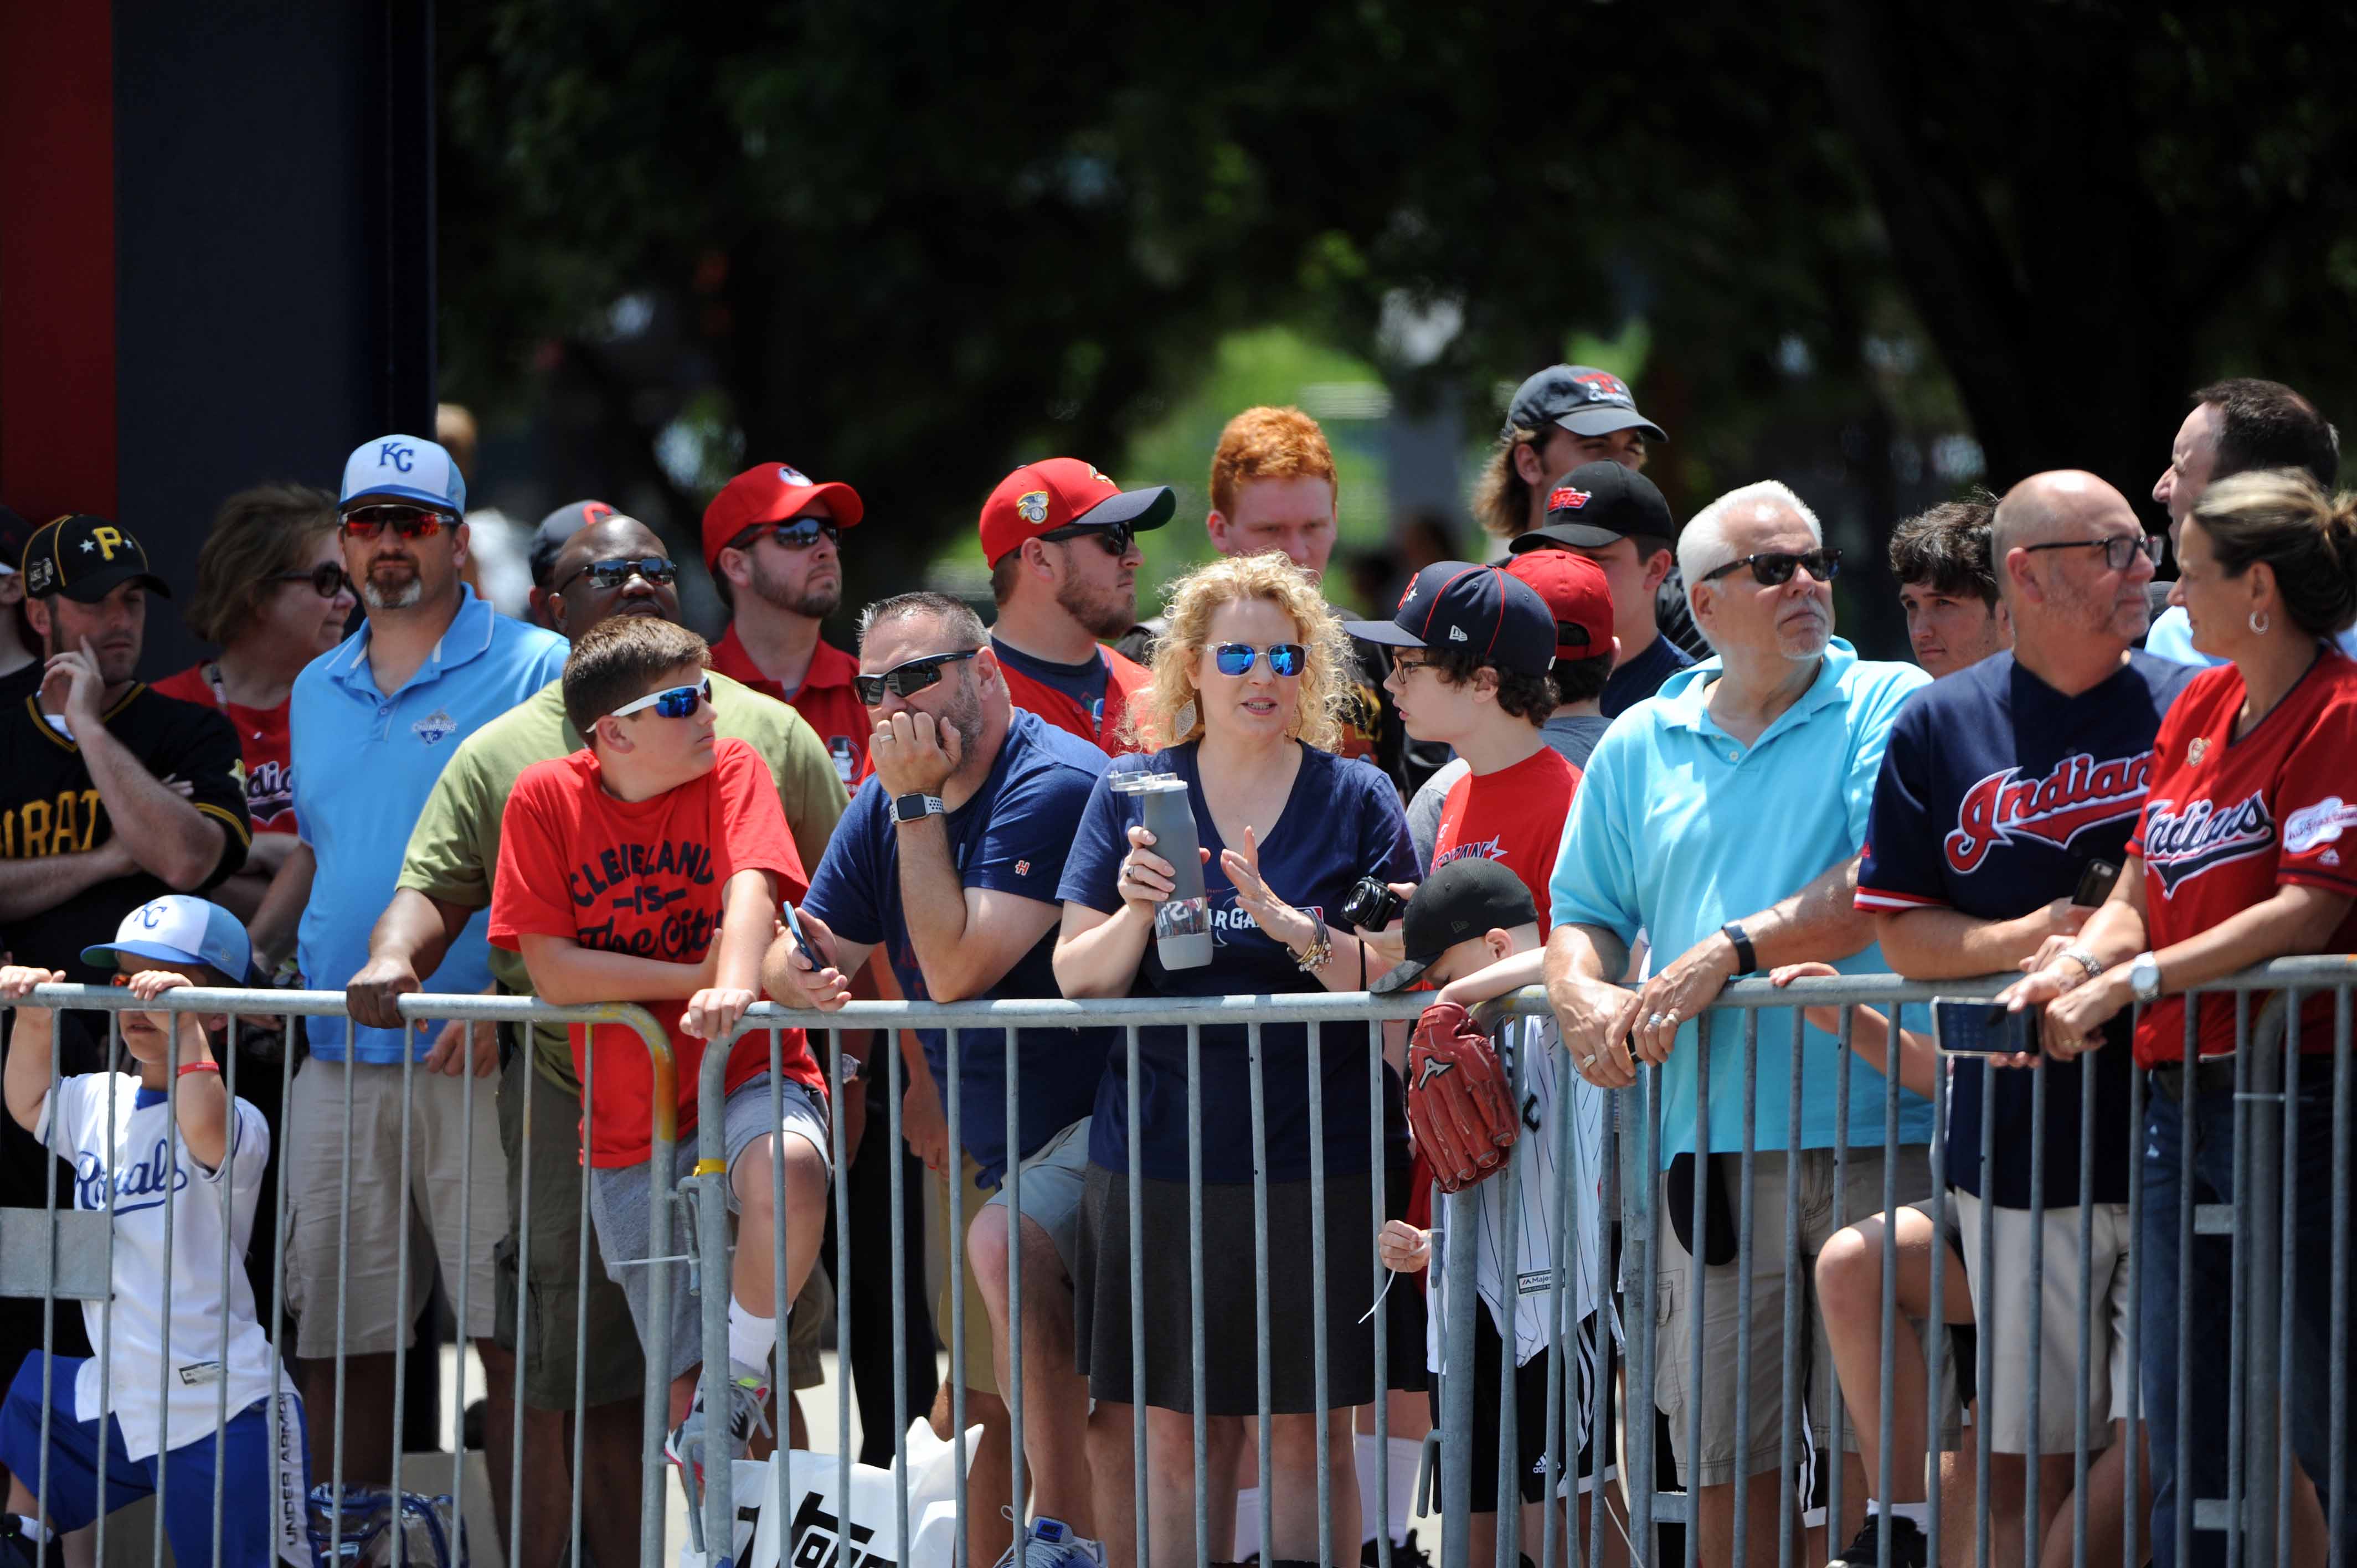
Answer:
[{"left": 2003, "top": 469, "right": 2357, "bottom": 1568}]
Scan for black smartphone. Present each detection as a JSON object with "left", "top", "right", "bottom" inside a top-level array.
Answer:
[
  {"left": 1932, "top": 997, "right": 2040, "bottom": 1056},
  {"left": 2072, "top": 859, "right": 2121, "bottom": 907}
]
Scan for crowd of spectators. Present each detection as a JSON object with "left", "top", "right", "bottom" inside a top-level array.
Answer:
[{"left": 0, "top": 367, "right": 2353, "bottom": 1568}]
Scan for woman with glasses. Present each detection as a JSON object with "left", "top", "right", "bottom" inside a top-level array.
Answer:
[
  {"left": 1056, "top": 551, "right": 1419, "bottom": 1568},
  {"left": 153, "top": 483, "right": 356, "bottom": 922}
]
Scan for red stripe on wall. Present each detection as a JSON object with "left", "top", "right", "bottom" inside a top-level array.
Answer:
[{"left": 0, "top": 4, "right": 116, "bottom": 523}]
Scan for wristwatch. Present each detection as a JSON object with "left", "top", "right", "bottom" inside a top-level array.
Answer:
[
  {"left": 2128, "top": 951, "right": 2164, "bottom": 1002},
  {"left": 2061, "top": 948, "right": 2105, "bottom": 982},
  {"left": 892, "top": 792, "right": 945, "bottom": 824},
  {"left": 1721, "top": 920, "right": 1758, "bottom": 976}
]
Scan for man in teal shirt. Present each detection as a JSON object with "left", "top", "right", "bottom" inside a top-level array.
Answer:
[{"left": 1544, "top": 479, "right": 1933, "bottom": 1567}]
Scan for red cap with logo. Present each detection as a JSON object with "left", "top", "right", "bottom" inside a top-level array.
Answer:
[
  {"left": 980, "top": 458, "right": 1175, "bottom": 566},
  {"left": 702, "top": 463, "right": 865, "bottom": 569},
  {"left": 1504, "top": 548, "right": 1615, "bottom": 661}
]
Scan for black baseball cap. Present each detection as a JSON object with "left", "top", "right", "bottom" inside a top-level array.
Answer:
[
  {"left": 20, "top": 514, "right": 171, "bottom": 602},
  {"left": 1504, "top": 364, "right": 1668, "bottom": 444},
  {"left": 530, "top": 499, "right": 619, "bottom": 588},
  {"left": 1510, "top": 462, "right": 1679, "bottom": 553},
  {"left": 1344, "top": 561, "right": 1556, "bottom": 677},
  {"left": 1371, "top": 858, "right": 1540, "bottom": 994}
]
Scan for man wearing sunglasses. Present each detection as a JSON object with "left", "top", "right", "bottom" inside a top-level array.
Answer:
[
  {"left": 703, "top": 462, "right": 872, "bottom": 791},
  {"left": 276, "top": 434, "right": 569, "bottom": 1514},
  {"left": 1546, "top": 479, "right": 1937, "bottom": 1567},
  {"left": 981, "top": 458, "right": 1172, "bottom": 756}
]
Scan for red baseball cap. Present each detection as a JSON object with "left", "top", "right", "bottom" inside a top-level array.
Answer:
[
  {"left": 980, "top": 458, "right": 1175, "bottom": 566},
  {"left": 1504, "top": 549, "right": 1615, "bottom": 661},
  {"left": 702, "top": 462, "right": 864, "bottom": 569}
]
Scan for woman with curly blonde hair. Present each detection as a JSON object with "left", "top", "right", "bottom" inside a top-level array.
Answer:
[{"left": 1056, "top": 550, "right": 1420, "bottom": 1568}]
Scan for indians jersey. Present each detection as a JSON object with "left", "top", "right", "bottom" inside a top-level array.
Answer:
[
  {"left": 1857, "top": 651, "right": 2191, "bottom": 1206},
  {"left": 1430, "top": 745, "right": 1580, "bottom": 932},
  {"left": 2128, "top": 650, "right": 2357, "bottom": 1067}
]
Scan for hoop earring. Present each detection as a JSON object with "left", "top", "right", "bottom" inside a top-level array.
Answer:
[{"left": 2250, "top": 610, "right": 2272, "bottom": 635}]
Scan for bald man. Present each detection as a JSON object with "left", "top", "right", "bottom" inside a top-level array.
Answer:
[{"left": 1839, "top": 472, "right": 2190, "bottom": 1568}]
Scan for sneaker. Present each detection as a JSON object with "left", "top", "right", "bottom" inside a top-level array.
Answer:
[
  {"left": 665, "top": 1360, "right": 775, "bottom": 1479},
  {"left": 1363, "top": 1531, "right": 1433, "bottom": 1568},
  {"left": 1828, "top": 1514, "right": 1927, "bottom": 1568},
  {"left": 993, "top": 1517, "right": 1107, "bottom": 1568}
]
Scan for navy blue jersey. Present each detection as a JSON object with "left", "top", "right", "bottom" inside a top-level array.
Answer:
[{"left": 1857, "top": 651, "right": 2194, "bottom": 1207}]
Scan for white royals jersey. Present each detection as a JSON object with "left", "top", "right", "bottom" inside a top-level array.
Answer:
[{"left": 39, "top": 1073, "right": 285, "bottom": 1462}]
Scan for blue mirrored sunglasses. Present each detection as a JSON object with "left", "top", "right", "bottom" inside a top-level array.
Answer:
[
  {"left": 609, "top": 677, "right": 711, "bottom": 721},
  {"left": 1213, "top": 642, "right": 1306, "bottom": 677}
]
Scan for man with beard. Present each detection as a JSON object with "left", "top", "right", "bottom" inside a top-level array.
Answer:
[
  {"left": 704, "top": 462, "right": 872, "bottom": 791},
  {"left": 980, "top": 458, "right": 1173, "bottom": 755},
  {"left": 280, "top": 435, "right": 567, "bottom": 1515}
]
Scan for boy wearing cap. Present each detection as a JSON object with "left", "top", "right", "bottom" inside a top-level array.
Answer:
[
  {"left": 1475, "top": 364, "right": 1664, "bottom": 541},
  {"left": 1371, "top": 860, "right": 1614, "bottom": 1568},
  {"left": 0, "top": 896, "right": 311, "bottom": 1565},
  {"left": 1509, "top": 461, "right": 1697, "bottom": 716},
  {"left": 981, "top": 459, "right": 1171, "bottom": 756},
  {"left": 704, "top": 462, "right": 872, "bottom": 790}
]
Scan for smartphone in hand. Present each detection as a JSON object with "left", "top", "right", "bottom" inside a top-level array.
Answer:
[{"left": 1933, "top": 997, "right": 2040, "bottom": 1056}]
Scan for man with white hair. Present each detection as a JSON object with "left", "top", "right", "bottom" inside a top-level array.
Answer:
[{"left": 1545, "top": 479, "right": 1935, "bottom": 1565}]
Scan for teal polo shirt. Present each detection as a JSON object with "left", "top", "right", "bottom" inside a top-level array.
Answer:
[
  {"left": 290, "top": 586, "right": 568, "bottom": 1062},
  {"left": 1549, "top": 638, "right": 1937, "bottom": 1164}
]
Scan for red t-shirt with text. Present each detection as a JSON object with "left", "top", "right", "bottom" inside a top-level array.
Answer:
[
  {"left": 151, "top": 664, "right": 296, "bottom": 835},
  {"left": 489, "top": 737, "right": 820, "bottom": 1165},
  {"left": 1430, "top": 744, "right": 1581, "bottom": 934},
  {"left": 710, "top": 627, "right": 871, "bottom": 793},
  {"left": 2126, "top": 651, "right": 2357, "bottom": 1067}
]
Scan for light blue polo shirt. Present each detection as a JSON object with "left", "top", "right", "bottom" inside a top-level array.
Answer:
[
  {"left": 2144, "top": 602, "right": 2357, "bottom": 667},
  {"left": 291, "top": 586, "right": 568, "bottom": 1062},
  {"left": 1550, "top": 638, "right": 1937, "bottom": 1164}
]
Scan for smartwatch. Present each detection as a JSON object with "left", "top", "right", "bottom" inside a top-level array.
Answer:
[
  {"left": 892, "top": 793, "right": 945, "bottom": 824},
  {"left": 1721, "top": 920, "right": 1758, "bottom": 976},
  {"left": 2128, "top": 951, "right": 2163, "bottom": 1003}
]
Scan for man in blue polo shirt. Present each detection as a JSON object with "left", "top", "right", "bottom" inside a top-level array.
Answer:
[
  {"left": 764, "top": 590, "right": 1114, "bottom": 1568},
  {"left": 1545, "top": 479, "right": 1933, "bottom": 1566},
  {"left": 280, "top": 434, "right": 567, "bottom": 1502}
]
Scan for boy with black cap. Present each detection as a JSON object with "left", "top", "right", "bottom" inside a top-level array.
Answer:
[
  {"left": 0, "top": 895, "right": 310, "bottom": 1565},
  {"left": 1510, "top": 462, "right": 1697, "bottom": 716}
]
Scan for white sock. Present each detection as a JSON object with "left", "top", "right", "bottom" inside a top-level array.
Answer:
[
  {"left": 1387, "top": 1437, "right": 1421, "bottom": 1542},
  {"left": 1869, "top": 1498, "right": 1929, "bottom": 1528},
  {"left": 1232, "top": 1485, "right": 1260, "bottom": 1560},
  {"left": 12, "top": 1516, "right": 48, "bottom": 1543},
  {"left": 1356, "top": 1434, "right": 1383, "bottom": 1543},
  {"left": 728, "top": 1296, "right": 777, "bottom": 1376}
]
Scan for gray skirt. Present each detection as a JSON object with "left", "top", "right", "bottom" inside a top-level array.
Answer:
[{"left": 1074, "top": 1162, "right": 1426, "bottom": 1415}]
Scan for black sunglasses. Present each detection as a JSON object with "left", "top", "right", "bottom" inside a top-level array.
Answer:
[
  {"left": 338, "top": 504, "right": 454, "bottom": 540},
  {"left": 1698, "top": 546, "right": 1843, "bottom": 587},
  {"left": 740, "top": 517, "right": 841, "bottom": 553},
  {"left": 268, "top": 563, "right": 353, "bottom": 599},
  {"left": 853, "top": 648, "right": 979, "bottom": 706},
  {"left": 2021, "top": 534, "right": 2164, "bottom": 572},
  {"left": 556, "top": 556, "right": 678, "bottom": 594},
  {"left": 1039, "top": 520, "right": 1137, "bottom": 558}
]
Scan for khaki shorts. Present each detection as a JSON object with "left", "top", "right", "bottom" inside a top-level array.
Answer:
[
  {"left": 285, "top": 1053, "right": 506, "bottom": 1359},
  {"left": 1650, "top": 1145, "right": 1933, "bottom": 1487},
  {"left": 1952, "top": 1191, "right": 2132, "bottom": 1453},
  {"left": 931, "top": 1117, "right": 1091, "bottom": 1398}
]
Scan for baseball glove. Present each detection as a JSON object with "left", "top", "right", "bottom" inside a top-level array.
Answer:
[{"left": 1406, "top": 1000, "right": 1519, "bottom": 1193}]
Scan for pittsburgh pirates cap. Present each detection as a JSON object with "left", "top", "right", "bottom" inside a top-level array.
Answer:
[{"left": 21, "top": 514, "right": 172, "bottom": 602}]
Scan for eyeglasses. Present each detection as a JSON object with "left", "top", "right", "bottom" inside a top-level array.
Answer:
[
  {"left": 743, "top": 517, "right": 840, "bottom": 553},
  {"left": 1213, "top": 642, "right": 1306, "bottom": 678},
  {"left": 609, "top": 678, "right": 711, "bottom": 721},
  {"left": 556, "top": 556, "right": 678, "bottom": 594},
  {"left": 1039, "top": 520, "right": 1138, "bottom": 558},
  {"left": 338, "top": 504, "right": 454, "bottom": 540},
  {"left": 853, "top": 648, "right": 978, "bottom": 706},
  {"left": 1698, "top": 547, "right": 1844, "bottom": 587},
  {"left": 269, "top": 563, "right": 353, "bottom": 599},
  {"left": 2021, "top": 534, "right": 2164, "bottom": 572},
  {"left": 1390, "top": 652, "right": 1435, "bottom": 678}
]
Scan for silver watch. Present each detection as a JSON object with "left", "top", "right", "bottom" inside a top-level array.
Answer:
[
  {"left": 2128, "top": 951, "right": 2163, "bottom": 1003},
  {"left": 2061, "top": 948, "right": 2104, "bottom": 982}
]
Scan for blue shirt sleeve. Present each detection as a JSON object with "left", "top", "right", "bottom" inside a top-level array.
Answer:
[
  {"left": 1856, "top": 698, "right": 1949, "bottom": 909},
  {"left": 1056, "top": 771, "right": 1129, "bottom": 914},
  {"left": 1550, "top": 724, "right": 1643, "bottom": 945},
  {"left": 2142, "top": 606, "right": 2219, "bottom": 668},
  {"left": 1844, "top": 664, "right": 1932, "bottom": 847},
  {"left": 967, "top": 764, "right": 1094, "bottom": 903},
  {"left": 801, "top": 786, "right": 888, "bottom": 947}
]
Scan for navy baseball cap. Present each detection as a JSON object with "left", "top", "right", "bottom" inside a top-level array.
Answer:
[
  {"left": 1371, "top": 858, "right": 1540, "bottom": 994},
  {"left": 529, "top": 500, "right": 618, "bottom": 587},
  {"left": 1511, "top": 462, "right": 1679, "bottom": 551},
  {"left": 1504, "top": 364, "right": 1668, "bottom": 444},
  {"left": 1344, "top": 561, "right": 1556, "bottom": 677}
]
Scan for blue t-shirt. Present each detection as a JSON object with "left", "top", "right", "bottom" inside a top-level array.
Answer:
[
  {"left": 1601, "top": 632, "right": 1695, "bottom": 719},
  {"left": 1857, "top": 651, "right": 2194, "bottom": 1207},
  {"left": 802, "top": 709, "right": 1113, "bottom": 1187},
  {"left": 1058, "top": 741, "right": 1416, "bottom": 1184},
  {"left": 2145, "top": 602, "right": 2357, "bottom": 668}
]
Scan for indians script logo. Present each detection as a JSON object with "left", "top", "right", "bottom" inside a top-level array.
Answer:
[
  {"left": 1943, "top": 751, "right": 2154, "bottom": 874},
  {"left": 1570, "top": 370, "right": 1631, "bottom": 405},
  {"left": 2140, "top": 790, "right": 2277, "bottom": 894},
  {"left": 1548, "top": 486, "right": 1592, "bottom": 512},
  {"left": 1433, "top": 834, "right": 1505, "bottom": 869}
]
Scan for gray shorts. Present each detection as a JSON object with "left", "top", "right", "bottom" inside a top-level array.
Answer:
[{"left": 586, "top": 1074, "right": 831, "bottom": 1385}]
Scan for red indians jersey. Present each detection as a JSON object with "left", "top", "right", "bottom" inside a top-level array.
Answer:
[
  {"left": 1430, "top": 744, "right": 1579, "bottom": 932},
  {"left": 996, "top": 643, "right": 1154, "bottom": 756},
  {"left": 2128, "top": 651, "right": 2357, "bottom": 1066},
  {"left": 710, "top": 626, "right": 871, "bottom": 793}
]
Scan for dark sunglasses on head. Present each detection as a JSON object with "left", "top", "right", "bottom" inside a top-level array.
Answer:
[
  {"left": 1213, "top": 642, "right": 1306, "bottom": 678},
  {"left": 557, "top": 556, "right": 678, "bottom": 594},
  {"left": 853, "top": 648, "right": 977, "bottom": 706},
  {"left": 1039, "top": 520, "right": 1137, "bottom": 558},
  {"left": 269, "top": 563, "right": 352, "bottom": 599},
  {"left": 744, "top": 517, "right": 840, "bottom": 552},
  {"left": 338, "top": 504, "right": 452, "bottom": 540},
  {"left": 609, "top": 677, "right": 711, "bottom": 721},
  {"left": 1698, "top": 546, "right": 1843, "bottom": 587},
  {"left": 2021, "top": 534, "right": 2165, "bottom": 572}
]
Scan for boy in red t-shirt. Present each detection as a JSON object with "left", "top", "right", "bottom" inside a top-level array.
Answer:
[{"left": 489, "top": 617, "right": 828, "bottom": 1479}]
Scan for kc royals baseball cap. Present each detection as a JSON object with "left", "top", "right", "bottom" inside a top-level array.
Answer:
[
  {"left": 1344, "top": 561, "right": 1556, "bottom": 677},
  {"left": 341, "top": 435, "right": 468, "bottom": 515},
  {"left": 702, "top": 462, "right": 865, "bottom": 569},
  {"left": 20, "top": 514, "right": 172, "bottom": 602},
  {"left": 529, "top": 500, "right": 618, "bottom": 589},
  {"left": 1370, "top": 858, "right": 1540, "bottom": 994},
  {"left": 1510, "top": 461, "right": 1679, "bottom": 552},
  {"left": 1503, "top": 364, "right": 1669, "bottom": 445},
  {"left": 83, "top": 895, "right": 254, "bottom": 985},
  {"left": 979, "top": 458, "right": 1175, "bottom": 566},
  {"left": 1504, "top": 548, "right": 1615, "bottom": 661}
]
